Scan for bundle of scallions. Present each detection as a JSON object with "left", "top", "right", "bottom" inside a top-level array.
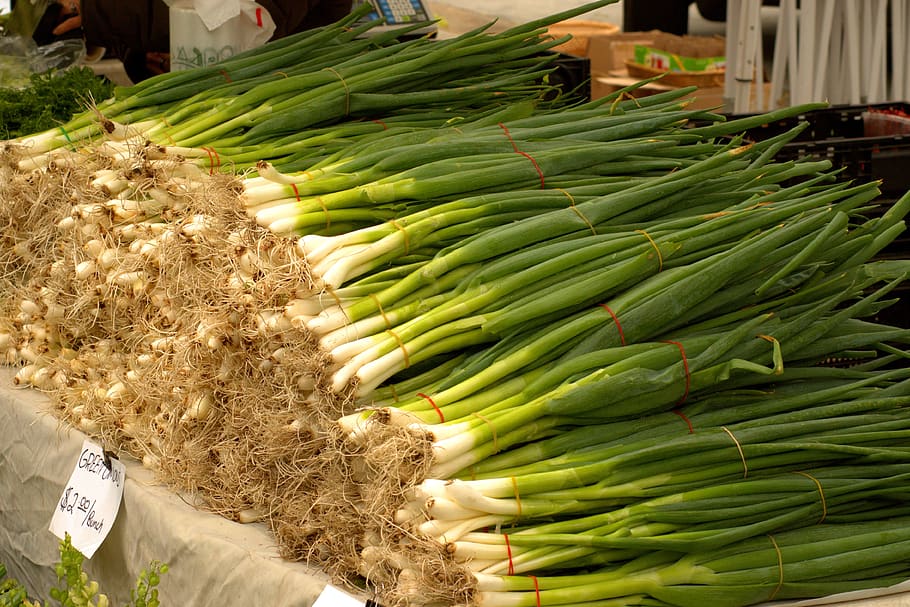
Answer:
[{"left": 0, "top": 0, "right": 909, "bottom": 605}]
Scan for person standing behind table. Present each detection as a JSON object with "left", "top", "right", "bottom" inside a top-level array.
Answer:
[{"left": 51, "top": 0, "right": 354, "bottom": 83}]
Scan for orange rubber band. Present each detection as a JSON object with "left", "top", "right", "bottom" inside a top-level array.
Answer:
[
  {"left": 202, "top": 146, "right": 220, "bottom": 175},
  {"left": 417, "top": 392, "right": 444, "bottom": 423},
  {"left": 503, "top": 534, "right": 515, "bottom": 575},
  {"left": 530, "top": 575, "right": 541, "bottom": 607},
  {"left": 722, "top": 426, "right": 748, "bottom": 478},
  {"left": 598, "top": 304, "right": 626, "bottom": 346},
  {"left": 663, "top": 340, "right": 690, "bottom": 405},
  {"left": 499, "top": 123, "right": 545, "bottom": 189},
  {"left": 219, "top": 68, "right": 232, "bottom": 82},
  {"left": 290, "top": 183, "right": 301, "bottom": 201},
  {"left": 635, "top": 229, "right": 663, "bottom": 271},
  {"left": 673, "top": 409, "right": 694, "bottom": 434},
  {"left": 371, "top": 119, "right": 388, "bottom": 130}
]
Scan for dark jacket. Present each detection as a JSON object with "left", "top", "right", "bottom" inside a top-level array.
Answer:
[{"left": 80, "top": 0, "right": 353, "bottom": 58}]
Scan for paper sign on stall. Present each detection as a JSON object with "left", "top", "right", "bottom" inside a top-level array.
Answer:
[
  {"left": 312, "top": 584, "right": 368, "bottom": 607},
  {"left": 49, "top": 439, "right": 126, "bottom": 558}
]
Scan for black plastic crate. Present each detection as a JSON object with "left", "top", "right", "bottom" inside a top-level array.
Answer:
[
  {"left": 544, "top": 52, "right": 592, "bottom": 101},
  {"left": 738, "top": 103, "right": 910, "bottom": 198}
]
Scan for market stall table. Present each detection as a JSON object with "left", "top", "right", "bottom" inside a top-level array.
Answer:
[{"left": 0, "top": 369, "right": 359, "bottom": 606}]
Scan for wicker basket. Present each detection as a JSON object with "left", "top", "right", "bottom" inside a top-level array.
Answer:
[
  {"left": 546, "top": 20, "right": 620, "bottom": 57},
  {"left": 625, "top": 60, "right": 725, "bottom": 88}
]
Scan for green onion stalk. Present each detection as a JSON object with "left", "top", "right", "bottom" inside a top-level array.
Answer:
[
  {"left": 313, "top": 179, "right": 904, "bottom": 398},
  {"left": 466, "top": 516, "right": 910, "bottom": 607},
  {"left": 10, "top": 0, "right": 620, "bottom": 162}
]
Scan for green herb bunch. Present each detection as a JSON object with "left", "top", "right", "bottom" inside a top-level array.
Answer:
[{"left": 0, "top": 67, "right": 114, "bottom": 140}]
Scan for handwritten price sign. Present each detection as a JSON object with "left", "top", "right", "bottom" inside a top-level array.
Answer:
[{"left": 49, "top": 439, "right": 125, "bottom": 557}]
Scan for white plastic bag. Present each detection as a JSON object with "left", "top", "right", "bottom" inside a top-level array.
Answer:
[{"left": 165, "top": 0, "right": 276, "bottom": 71}]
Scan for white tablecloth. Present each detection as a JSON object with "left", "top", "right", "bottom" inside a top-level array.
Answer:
[{"left": 0, "top": 369, "right": 339, "bottom": 606}]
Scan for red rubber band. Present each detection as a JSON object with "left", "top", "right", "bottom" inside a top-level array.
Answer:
[
  {"left": 499, "top": 123, "right": 545, "bottom": 189},
  {"left": 530, "top": 575, "right": 541, "bottom": 607},
  {"left": 219, "top": 69, "right": 232, "bottom": 83},
  {"left": 498, "top": 123, "right": 520, "bottom": 152},
  {"left": 503, "top": 534, "right": 515, "bottom": 575},
  {"left": 255, "top": 7, "right": 263, "bottom": 27},
  {"left": 518, "top": 151, "right": 546, "bottom": 189},
  {"left": 371, "top": 119, "right": 388, "bottom": 130},
  {"left": 673, "top": 409, "right": 694, "bottom": 434},
  {"left": 598, "top": 304, "right": 626, "bottom": 346},
  {"left": 291, "top": 183, "right": 301, "bottom": 201},
  {"left": 663, "top": 340, "right": 690, "bottom": 405},
  {"left": 202, "top": 147, "right": 220, "bottom": 175},
  {"left": 417, "top": 392, "right": 445, "bottom": 423}
]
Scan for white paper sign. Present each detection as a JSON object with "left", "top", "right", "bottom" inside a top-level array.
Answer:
[
  {"left": 49, "top": 439, "right": 126, "bottom": 558},
  {"left": 312, "top": 584, "right": 367, "bottom": 607}
]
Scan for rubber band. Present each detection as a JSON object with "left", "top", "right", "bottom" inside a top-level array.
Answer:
[
  {"left": 369, "top": 293, "right": 392, "bottom": 330},
  {"left": 388, "top": 383, "right": 399, "bottom": 403},
  {"left": 275, "top": 71, "right": 290, "bottom": 78},
  {"left": 662, "top": 340, "right": 690, "bottom": 405},
  {"left": 598, "top": 304, "right": 626, "bottom": 346},
  {"left": 387, "top": 329, "right": 410, "bottom": 368},
  {"left": 290, "top": 183, "right": 301, "bottom": 201},
  {"left": 518, "top": 151, "right": 546, "bottom": 189},
  {"left": 317, "top": 196, "right": 331, "bottom": 230},
  {"left": 530, "top": 575, "right": 541, "bottom": 607},
  {"left": 417, "top": 392, "right": 444, "bottom": 423},
  {"left": 202, "top": 146, "right": 220, "bottom": 175},
  {"left": 472, "top": 412, "right": 499, "bottom": 453},
  {"left": 255, "top": 7, "right": 263, "bottom": 27},
  {"left": 503, "top": 534, "right": 515, "bottom": 575},
  {"left": 767, "top": 534, "right": 784, "bottom": 601},
  {"left": 219, "top": 69, "right": 232, "bottom": 83},
  {"left": 371, "top": 119, "right": 388, "bottom": 130},
  {"left": 557, "top": 188, "right": 597, "bottom": 235},
  {"left": 499, "top": 123, "right": 545, "bottom": 188},
  {"left": 722, "top": 426, "right": 748, "bottom": 478},
  {"left": 793, "top": 471, "right": 827, "bottom": 524},
  {"left": 324, "top": 67, "right": 351, "bottom": 115},
  {"left": 388, "top": 219, "right": 410, "bottom": 254},
  {"left": 635, "top": 229, "right": 663, "bottom": 271},
  {"left": 160, "top": 117, "right": 177, "bottom": 147},
  {"left": 511, "top": 477, "right": 523, "bottom": 521},
  {"left": 673, "top": 409, "right": 694, "bottom": 434},
  {"left": 497, "top": 123, "right": 520, "bottom": 152}
]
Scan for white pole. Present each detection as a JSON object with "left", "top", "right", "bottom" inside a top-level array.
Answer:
[
  {"left": 868, "top": 0, "right": 889, "bottom": 103},
  {"left": 769, "top": 0, "right": 796, "bottom": 109},
  {"left": 891, "top": 0, "right": 905, "bottom": 101},
  {"left": 812, "top": 0, "right": 837, "bottom": 102},
  {"left": 844, "top": 0, "right": 862, "bottom": 104},
  {"left": 724, "top": 0, "right": 742, "bottom": 111},
  {"left": 796, "top": 0, "right": 817, "bottom": 105}
]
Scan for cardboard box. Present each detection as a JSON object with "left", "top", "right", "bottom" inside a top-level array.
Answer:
[
  {"left": 591, "top": 73, "right": 725, "bottom": 110},
  {"left": 586, "top": 31, "right": 659, "bottom": 75}
]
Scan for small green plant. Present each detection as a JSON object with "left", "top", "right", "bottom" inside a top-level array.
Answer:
[
  {"left": 2, "top": 534, "right": 167, "bottom": 607},
  {"left": 1, "top": 563, "right": 30, "bottom": 607}
]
